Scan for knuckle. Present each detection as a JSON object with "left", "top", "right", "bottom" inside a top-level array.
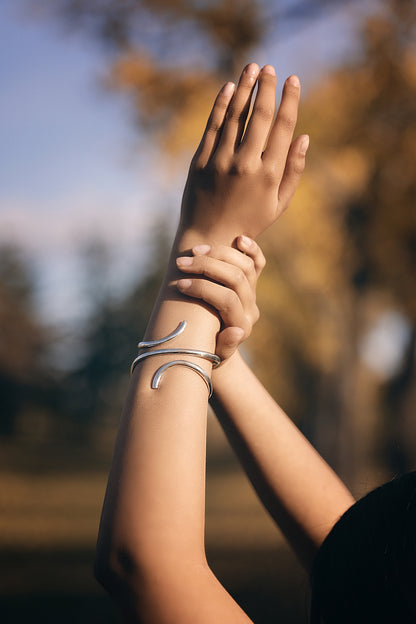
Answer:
[
  {"left": 206, "top": 119, "right": 223, "bottom": 135},
  {"left": 252, "top": 305, "right": 260, "bottom": 323},
  {"left": 256, "top": 248, "right": 266, "bottom": 269},
  {"left": 198, "top": 278, "right": 209, "bottom": 300},
  {"left": 277, "top": 112, "right": 297, "bottom": 133},
  {"left": 187, "top": 278, "right": 198, "bottom": 296},
  {"left": 258, "top": 254, "right": 266, "bottom": 271},
  {"left": 242, "top": 254, "right": 255, "bottom": 276},
  {"left": 222, "top": 289, "right": 238, "bottom": 313},
  {"left": 210, "top": 156, "right": 229, "bottom": 176},
  {"left": 191, "top": 256, "right": 206, "bottom": 275},
  {"left": 231, "top": 158, "right": 255, "bottom": 177},
  {"left": 253, "top": 103, "right": 274, "bottom": 122},
  {"left": 226, "top": 106, "right": 246, "bottom": 124},
  {"left": 243, "top": 318, "right": 252, "bottom": 337},
  {"left": 232, "top": 267, "right": 246, "bottom": 287},
  {"left": 198, "top": 254, "right": 210, "bottom": 272},
  {"left": 263, "top": 167, "right": 277, "bottom": 187}
]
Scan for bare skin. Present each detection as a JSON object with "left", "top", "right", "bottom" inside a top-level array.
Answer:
[
  {"left": 94, "top": 63, "right": 353, "bottom": 623},
  {"left": 180, "top": 64, "right": 308, "bottom": 245},
  {"left": 177, "top": 240, "right": 354, "bottom": 569}
]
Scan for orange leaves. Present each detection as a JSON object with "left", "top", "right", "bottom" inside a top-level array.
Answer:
[{"left": 249, "top": 4, "right": 416, "bottom": 474}]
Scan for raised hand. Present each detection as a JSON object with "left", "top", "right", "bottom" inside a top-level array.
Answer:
[
  {"left": 176, "top": 235, "right": 265, "bottom": 361},
  {"left": 180, "top": 63, "right": 308, "bottom": 245}
]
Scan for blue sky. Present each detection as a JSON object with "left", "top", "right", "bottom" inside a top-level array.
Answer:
[
  {"left": 0, "top": 0, "right": 165, "bottom": 325},
  {"left": 0, "top": 0, "right": 379, "bottom": 328}
]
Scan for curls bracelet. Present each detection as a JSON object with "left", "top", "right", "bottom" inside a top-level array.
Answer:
[{"left": 130, "top": 321, "right": 220, "bottom": 397}]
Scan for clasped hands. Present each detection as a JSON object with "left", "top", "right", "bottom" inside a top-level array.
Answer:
[{"left": 175, "top": 63, "right": 308, "bottom": 362}]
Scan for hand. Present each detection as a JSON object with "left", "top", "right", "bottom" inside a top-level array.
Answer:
[
  {"left": 175, "top": 235, "right": 265, "bottom": 361},
  {"left": 179, "top": 63, "right": 308, "bottom": 245}
]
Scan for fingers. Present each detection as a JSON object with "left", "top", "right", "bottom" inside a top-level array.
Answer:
[
  {"left": 176, "top": 253, "right": 253, "bottom": 310},
  {"left": 192, "top": 81, "right": 236, "bottom": 169},
  {"left": 175, "top": 238, "right": 265, "bottom": 361},
  {"left": 278, "top": 134, "right": 309, "bottom": 211},
  {"left": 262, "top": 75, "right": 301, "bottom": 178},
  {"left": 215, "top": 327, "right": 245, "bottom": 361},
  {"left": 238, "top": 65, "right": 277, "bottom": 157},
  {"left": 235, "top": 236, "right": 266, "bottom": 279},
  {"left": 176, "top": 238, "right": 262, "bottom": 327},
  {"left": 176, "top": 278, "right": 250, "bottom": 336},
  {"left": 195, "top": 237, "right": 265, "bottom": 281},
  {"left": 193, "top": 66, "right": 301, "bottom": 185},
  {"left": 215, "top": 63, "right": 260, "bottom": 157},
  {"left": 176, "top": 271, "right": 250, "bottom": 360},
  {"left": 177, "top": 237, "right": 265, "bottom": 289}
]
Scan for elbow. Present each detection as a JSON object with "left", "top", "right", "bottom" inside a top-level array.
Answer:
[
  {"left": 95, "top": 525, "right": 209, "bottom": 603},
  {"left": 95, "top": 536, "right": 214, "bottom": 622},
  {"left": 94, "top": 539, "right": 140, "bottom": 597},
  {"left": 94, "top": 518, "right": 139, "bottom": 598},
  {"left": 94, "top": 547, "right": 147, "bottom": 624},
  {"left": 94, "top": 534, "right": 172, "bottom": 599}
]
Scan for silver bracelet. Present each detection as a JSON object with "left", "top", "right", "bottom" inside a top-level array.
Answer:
[
  {"left": 138, "top": 320, "right": 187, "bottom": 348},
  {"left": 152, "top": 360, "right": 213, "bottom": 397},
  {"left": 130, "top": 320, "right": 220, "bottom": 398},
  {"left": 130, "top": 348, "right": 221, "bottom": 375}
]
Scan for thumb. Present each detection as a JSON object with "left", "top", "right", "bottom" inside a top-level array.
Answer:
[{"left": 216, "top": 327, "right": 245, "bottom": 361}]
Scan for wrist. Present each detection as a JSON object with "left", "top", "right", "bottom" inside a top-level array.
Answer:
[
  {"left": 211, "top": 349, "right": 244, "bottom": 384},
  {"left": 174, "top": 226, "right": 238, "bottom": 253}
]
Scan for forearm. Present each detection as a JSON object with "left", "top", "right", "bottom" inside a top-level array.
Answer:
[
  {"left": 94, "top": 60, "right": 307, "bottom": 622},
  {"left": 96, "top": 228, "right": 221, "bottom": 582},
  {"left": 95, "top": 228, "right": 256, "bottom": 623},
  {"left": 211, "top": 351, "right": 354, "bottom": 570}
]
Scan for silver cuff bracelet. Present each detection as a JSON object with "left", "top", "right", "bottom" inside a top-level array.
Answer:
[{"left": 130, "top": 320, "right": 220, "bottom": 398}]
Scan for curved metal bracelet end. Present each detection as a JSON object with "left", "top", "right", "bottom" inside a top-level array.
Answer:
[
  {"left": 131, "top": 320, "right": 218, "bottom": 398},
  {"left": 138, "top": 320, "right": 187, "bottom": 349},
  {"left": 152, "top": 360, "right": 213, "bottom": 398}
]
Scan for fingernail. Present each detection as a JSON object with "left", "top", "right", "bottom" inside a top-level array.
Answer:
[
  {"left": 176, "top": 256, "right": 193, "bottom": 267},
  {"left": 299, "top": 135, "right": 309, "bottom": 155},
  {"left": 245, "top": 63, "right": 259, "bottom": 76},
  {"left": 262, "top": 64, "right": 275, "bottom": 76},
  {"left": 193, "top": 244, "right": 211, "bottom": 255},
  {"left": 239, "top": 235, "right": 253, "bottom": 248},
  {"left": 177, "top": 279, "right": 192, "bottom": 290},
  {"left": 222, "top": 82, "right": 235, "bottom": 96},
  {"left": 287, "top": 75, "right": 300, "bottom": 88}
]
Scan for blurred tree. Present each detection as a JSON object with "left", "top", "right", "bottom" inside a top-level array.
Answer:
[
  {"left": 30, "top": 0, "right": 415, "bottom": 485},
  {"left": 59, "top": 224, "right": 171, "bottom": 429},
  {"left": 37, "top": 0, "right": 361, "bottom": 154},
  {"left": 0, "top": 246, "right": 49, "bottom": 435},
  {"left": 250, "top": 0, "right": 416, "bottom": 486}
]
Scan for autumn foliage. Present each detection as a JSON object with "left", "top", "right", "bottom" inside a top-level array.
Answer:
[{"left": 3, "top": 0, "right": 415, "bottom": 491}]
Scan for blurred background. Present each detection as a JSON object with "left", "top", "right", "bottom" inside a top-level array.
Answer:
[{"left": 1, "top": 0, "right": 415, "bottom": 622}]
